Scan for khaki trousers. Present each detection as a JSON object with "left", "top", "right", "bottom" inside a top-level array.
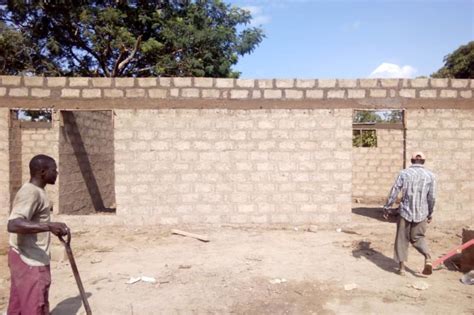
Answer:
[{"left": 394, "top": 216, "right": 430, "bottom": 263}]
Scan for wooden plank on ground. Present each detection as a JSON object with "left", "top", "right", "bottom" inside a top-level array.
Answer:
[{"left": 171, "top": 229, "right": 210, "bottom": 242}]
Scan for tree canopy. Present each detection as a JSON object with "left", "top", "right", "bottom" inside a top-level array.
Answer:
[
  {"left": 431, "top": 41, "right": 474, "bottom": 79},
  {"left": 0, "top": 0, "right": 264, "bottom": 78},
  {"left": 353, "top": 110, "right": 402, "bottom": 124}
]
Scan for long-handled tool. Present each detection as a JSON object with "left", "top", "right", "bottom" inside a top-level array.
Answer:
[
  {"left": 58, "top": 229, "right": 92, "bottom": 315},
  {"left": 432, "top": 239, "right": 474, "bottom": 269}
]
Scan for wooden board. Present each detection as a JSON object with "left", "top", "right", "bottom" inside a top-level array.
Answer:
[{"left": 171, "top": 229, "right": 210, "bottom": 242}]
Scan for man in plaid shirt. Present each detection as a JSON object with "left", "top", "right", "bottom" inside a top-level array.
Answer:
[{"left": 383, "top": 152, "right": 436, "bottom": 276}]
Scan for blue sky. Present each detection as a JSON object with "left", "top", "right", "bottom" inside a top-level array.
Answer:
[{"left": 227, "top": 0, "right": 473, "bottom": 79}]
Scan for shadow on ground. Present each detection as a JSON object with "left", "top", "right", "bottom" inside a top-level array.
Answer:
[
  {"left": 352, "top": 207, "right": 398, "bottom": 223},
  {"left": 51, "top": 293, "right": 92, "bottom": 315},
  {"left": 352, "top": 240, "right": 424, "bottom": 277}
]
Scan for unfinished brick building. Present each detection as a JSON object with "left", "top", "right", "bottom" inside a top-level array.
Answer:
[{"left": 0, "top": 76, "right": 472, "bottom": 225}]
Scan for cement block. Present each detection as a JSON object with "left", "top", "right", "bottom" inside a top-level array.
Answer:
[
  {"left": 285, "top": 89, "right": 304, "bottom": 99},
  {"left": 338, "top": 79, "right": 357, "bottom": 88},
  {"left": 296, "top": 79, "right": 315, "bottom": 88},
  {"left": 194, "top": 78, "right": 214, "bottom": 87},
  {"left": 92, "top": 78, "right": 112, "bottom": 87},
  {"left": 1, "top": 76, "right": 22, "bottom": 86},
  {"left": 236, "top": 79, "right": 254, "bottom": 88},
  {"left": 275, "top": 79, "right": 295, "bottom": 88},
  {"left": 104, "top": 89, "right": 124, "bottom": 98},
  {"left": 215, "top": 78, "right": 234, "bottom": 88},
  {"left": 69, "top": 77, "right": 90, "bottom": 87},
  {"left": 47, "top": 77, "right": 67, "bottom": 87},
  {"left": 264, "top": 89, "right": 282, "bottom": 99},
  {"left": 31, "top": 88, "right": 51, "bottom": 98},
  {"left": 318, "top": 79, "right": 336, "bottom": 88},
  {"left": 440, "top": 90, "right": 457, "bottom": 98},
  {"left": 460, "top": 90, "right": 472, "bottom": 98},
  {"left": 230, "top": 90, "right": 250, "bottom": 99},
  {"left": 451, "top": 79, "right": 469, "bottom": 88},
  {"left": 360, "top": 79, "right": 378, "bottom": 88},
  {"left": 420, "top": 90, "right": 437, "bottom": 98},
  {"left": 9, "top": 88, "right": 28, "bottom": 97},
  {"left": 24, "top": 77, "right": 44, "bottom": 87},
  {"left": 257, "top": 79, "right": 273, "bottom": 89}
]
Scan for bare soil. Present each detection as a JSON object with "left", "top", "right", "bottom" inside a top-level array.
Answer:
[{"left": 0, "top": 210, "right": 473, "bottom": 315}]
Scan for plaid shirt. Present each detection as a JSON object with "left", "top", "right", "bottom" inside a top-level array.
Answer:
[{"left": 384, "top": 164, "right": 436, "bottom": 223}]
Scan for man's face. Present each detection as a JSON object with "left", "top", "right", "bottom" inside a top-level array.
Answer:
[{"left": 44, "top": 161, "right": 58, "bottom": 185}]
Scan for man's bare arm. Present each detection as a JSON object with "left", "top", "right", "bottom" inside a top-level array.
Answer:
[{"left": 8, "top": 218, "right": 68, "bottom": 236}]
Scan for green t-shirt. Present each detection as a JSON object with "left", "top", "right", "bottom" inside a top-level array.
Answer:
[{"left": 9, "top": 182, "right": 52, "bottom": 266}]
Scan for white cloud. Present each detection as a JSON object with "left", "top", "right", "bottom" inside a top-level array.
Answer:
[
  {"left": 369, "top": 63, "right": 417, "bottom": 78},
  {"left": 242, "top": 5, "right": 261, "bottom": 15},
  {"left": 251, "top": 15, "right": 271, "bottom": 26},
  {"left": 242, "top": 6, "right": 271, "bottom": 26}
]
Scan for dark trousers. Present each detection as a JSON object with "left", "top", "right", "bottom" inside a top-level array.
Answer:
[
  {"left": 394, "top": 217, "right": 430, "bottom": 263},
  {"left": 8, "top": 248, "right": 51, "bottom": 315}
]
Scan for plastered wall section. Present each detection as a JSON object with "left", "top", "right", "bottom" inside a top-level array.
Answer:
[
  {"left": 59, "top": 111, "right": 115, "bottom": 214},
  {"left": 19, "top": 116, "right": 60, "bottom": 213},
  {"left": 352, "top": 129, "right": 404, "bottom": 203},
  {"left": 406, "top": 109, "right": 474, "bottom": 222},
  {"left": 114, "top": 109, "right": 352, "bottom": 225},
  {"left": 0, "top": 109, "right": 9, "bottom": 217}
]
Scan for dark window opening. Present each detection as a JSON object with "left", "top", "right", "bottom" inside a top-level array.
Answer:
[
  {"left": 353, "top": 129, "right": 377, "bottom": 147},
  {"left": 12, "top": 109, "right": 53, "bottom": 128},
  {"left": 13, "top": 109, "right": 52, "bottom": 122}
]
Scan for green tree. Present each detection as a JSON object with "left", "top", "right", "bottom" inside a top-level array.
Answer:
[
  {"left": 0, "top": 0, "right": 264, "bottom": 78},
  {"left": 380, "top": 110, "right": 402, "bottom": 123},
  {"left": 353, "top": 110, "right": 383, "bottom": 123},
  {"left": 431, "top": 41, "right": 474, "bottom": 78}
]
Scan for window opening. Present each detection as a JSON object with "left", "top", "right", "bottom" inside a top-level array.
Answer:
[{"left": 353, "top": 129, "right": 377, "bottom": 147}]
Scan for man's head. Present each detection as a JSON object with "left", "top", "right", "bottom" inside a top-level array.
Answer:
[
  {"left": 29, "top": 154, "right": 58, "bottom": 185},
  {"left": 411, "top": 151, "right": 425, "bottom": 165}
]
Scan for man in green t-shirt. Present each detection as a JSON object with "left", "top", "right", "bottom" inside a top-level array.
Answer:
[{"left": 7, "top": 154, "right": 69, "bottom": 314}]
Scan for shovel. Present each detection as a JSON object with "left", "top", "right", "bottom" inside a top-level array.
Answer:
[{"left": 58, "top": 229, "right": 92, "bottom": 315}]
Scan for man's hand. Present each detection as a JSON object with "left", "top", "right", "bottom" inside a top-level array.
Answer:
[
  {"left": 427, "top": 217, "right": 432, "bottom": 224},
  {"left": 382, "top": 208, "right": 390, "bottom": 220},
  {"left": 48, "top": 222, "right": 69, "bottom": 237}
]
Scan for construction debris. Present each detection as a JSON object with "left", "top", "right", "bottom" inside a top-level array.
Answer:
[
  {"left": 171, "top": 229, "right": 210, "bottom": 242},
  {"left": 409, "top": 281, "right": 429, "bottom": 291},
  {"left": 344, "top": 283, "right": 358, "bottom": 291},
  {"left": 269, "top": 278, "right": 287, "bottom": 284},
  {"left": 126, "top": 276, "right": 157, "bottom": 284}
]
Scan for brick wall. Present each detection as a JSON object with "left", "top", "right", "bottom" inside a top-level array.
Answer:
[
  {"left": 0, "top": 77, "right": 472, "bottom": 107},
  {"left": 352, "top": 128, "right": 404, "bottom": 203},
  {"left": 59, "top": 111, "right": 115, "bottom": 214},
  {"left": 9, "top": 114, "right": 22, "bottom": 208},
  {"left": 406, "top": 109, "right": 474, "bottom": 222},
  {"left": 0, "top": 109, "right": 9, "bottom": 217},
  {"left": 115, "top": 109, "right": 352, "bottom": 225},
  {"left": 0, "top": 76, "right": 472, "bottom": 225},
  {"left": 19, "top": 118, "right": 60, "bottom": 212}
]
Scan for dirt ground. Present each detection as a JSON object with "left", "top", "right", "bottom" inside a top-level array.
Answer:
[{"left": 0, "top": 208, "right": 473, "bottom": 315}]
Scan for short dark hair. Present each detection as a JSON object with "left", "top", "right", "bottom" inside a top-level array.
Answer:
[
  {"left": 411, "top": 158, "right": 425, "bottom": 165},
  {"left": 29, "top": 154, "right": 55, "bottom": 176}
]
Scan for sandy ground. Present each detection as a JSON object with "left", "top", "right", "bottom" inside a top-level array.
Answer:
[{"left": 0, "top": 209, "right": 473, "bottom": 315}]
